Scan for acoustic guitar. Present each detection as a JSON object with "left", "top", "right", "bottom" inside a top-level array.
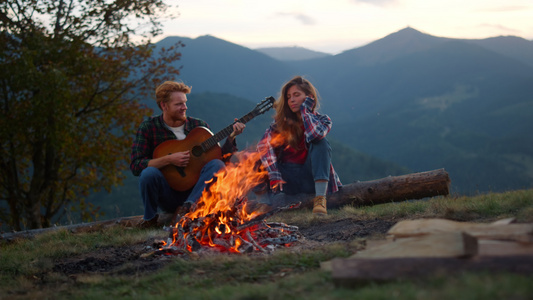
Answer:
[{"left": 153, "top": 96, "right": 275, "bottom": 191}]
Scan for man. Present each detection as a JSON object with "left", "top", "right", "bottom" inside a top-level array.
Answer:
[{"left": 130, "top": 81, "right": 245, "bottom": 228}]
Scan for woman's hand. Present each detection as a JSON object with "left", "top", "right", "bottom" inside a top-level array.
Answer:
[{"left": 270, "top": 180, "right": 284, "bottom": 194}]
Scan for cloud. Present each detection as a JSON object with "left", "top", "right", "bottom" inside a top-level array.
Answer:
[
  {"left": 477, "top": 23, "right": 521, "bottom": 35},
  {"left": 276, "top": 12, "right": 317, "bottom": 25},
  {"left": 475, "top": 5, "right": 530, "bottom": 12},
  {"left": 351, "top": 0, "right": 397, "bottom": 6}
]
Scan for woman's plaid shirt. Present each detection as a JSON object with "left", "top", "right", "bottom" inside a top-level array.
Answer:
[{"left": 257, "top": 97, "right": 342, "bottom": 194}]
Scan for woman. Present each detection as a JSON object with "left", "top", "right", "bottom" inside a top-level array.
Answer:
[{"left": 257, "top": 76, "right": 342, "bottom": 215}]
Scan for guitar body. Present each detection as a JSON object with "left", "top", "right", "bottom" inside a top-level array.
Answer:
[
  {"left": 153, "top": 127, "right": 222, "bottom": 192},
  {"left": 152, "top": 96, "right": 275, "bottom": 192}
]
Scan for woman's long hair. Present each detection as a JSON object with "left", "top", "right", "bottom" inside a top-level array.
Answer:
[{"left": 273, "top": 76, "right": 320, "bottom": 149}]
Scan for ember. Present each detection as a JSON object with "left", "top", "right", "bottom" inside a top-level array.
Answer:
[
  {"left": 158, "top": 202, "right": 301, "bottom": 255},
  {"left": 157, "top": 147, "right": 301, "bottom": 255}
]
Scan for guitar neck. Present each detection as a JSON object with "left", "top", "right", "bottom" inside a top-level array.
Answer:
[{"left": 200, "top": 112, "right": 257, "bottom": 151}]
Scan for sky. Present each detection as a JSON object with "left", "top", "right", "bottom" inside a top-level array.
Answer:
[{"left": 160, "top": 0, "right": 533, "bottom": 54}]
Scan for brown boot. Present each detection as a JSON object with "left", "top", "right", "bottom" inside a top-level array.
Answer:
[
  {"left": 136, "top": 214, "right": 159, "bottom": 229},
  {"left": 312, "top": 195, "right": 327, "bottom": 216}
]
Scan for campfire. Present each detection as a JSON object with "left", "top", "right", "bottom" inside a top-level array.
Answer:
[{"left": 157, "top": 147, "right": 301, "bottom": 255}]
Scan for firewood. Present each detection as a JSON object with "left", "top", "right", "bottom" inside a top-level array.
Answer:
[
  {"left": 265, "top": 222, "right": 299, "bottom": 232},
  {"left": 259, "top": 235, "right": 299, "bottom": 245},
  {"left": 246, "top": 230, "right": 267, "bottom": 253},
  {"left": 235, "top": 236, "right": 254, "bottom": 253},
  {"left": 236, "top": 202, "right": 301, "bottom": 231},
  {"left": 157, "top": 197, "right": 302, "bottom": 254},
  {"left": 269, "top": 168, "right": 450, "bottom": 209}
]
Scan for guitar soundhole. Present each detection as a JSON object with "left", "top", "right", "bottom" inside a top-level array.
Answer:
[{"left": 191, "top": 145, "right": 204, "bottom": 157}]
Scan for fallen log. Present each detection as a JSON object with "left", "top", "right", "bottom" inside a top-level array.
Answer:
[
  {"left": 269, "top": 168, "right": 450, "bottom": 209},
  {"left": 0, "top": 215, "right": 167, "bottom": 242}
]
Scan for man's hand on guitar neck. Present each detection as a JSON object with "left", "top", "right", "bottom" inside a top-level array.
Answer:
[{"left": 228, "top": 119, "right": 246, "bottom": 141}]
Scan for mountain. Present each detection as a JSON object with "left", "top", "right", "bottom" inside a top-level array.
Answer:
[
  {"left": 144, "top": 27, "right": 533, "bottom": 195},
  {"left": 155, "top": 35, "right": 292, "bottom": 101},
  {"left": 333, "top": 27, "right": 447, "bottom": 66},
  {"left": 255, "top": 46, "right": 331, "bottom": 61},
  {"left": 466, "top": 35, "right": 533, "bottom": 67}
]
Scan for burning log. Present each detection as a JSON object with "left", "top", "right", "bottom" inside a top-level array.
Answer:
[
  {"left": 157, "top": 200, "right": 302, "bottom": 255},
  {"left": 269, "top": 168, "right": 450, "bottom": 209},
  {"left": 236, "top": 202, "right": 301, "bottom": 231},
  {"left": 246, "top": 231, "right": 267, "bottom": 253}
]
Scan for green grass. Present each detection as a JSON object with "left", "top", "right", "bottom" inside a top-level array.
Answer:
[{"left": 1, "top": 189, "right": 532, "bottom": 299}]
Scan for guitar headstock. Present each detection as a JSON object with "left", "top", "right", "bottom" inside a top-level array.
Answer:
[{"left": 252, "top": 96, "right": 275, "bottom": 116}]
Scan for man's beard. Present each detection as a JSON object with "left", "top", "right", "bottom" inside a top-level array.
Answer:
[{"left": 173, "top": 112, "right": 187, "bottom": 122}]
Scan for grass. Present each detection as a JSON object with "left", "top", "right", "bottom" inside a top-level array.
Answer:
[{"left": 1, "top": 189, "right": 532, "bottom": 299}]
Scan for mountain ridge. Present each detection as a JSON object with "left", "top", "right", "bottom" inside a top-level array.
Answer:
[
  {"left": 255, "top": 46, "right": 331, "bottom": 61},
  {"left": 157, "top": 27, "right": 533, "bottom": 66}
]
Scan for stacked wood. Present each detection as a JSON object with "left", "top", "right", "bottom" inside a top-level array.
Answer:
[
  {"left": 389, "top": 218, "right": 532, "bottom": 240},
  {"left": 270, "top": 168, "right": 450, "bottom": 209},
  {"left": 323, "top": 218, "right": 533, "bottom": 286},
  {"left": 157, "top": 202, "right": 301, "bottom": 255}
]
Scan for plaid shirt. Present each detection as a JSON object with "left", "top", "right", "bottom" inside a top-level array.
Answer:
[
  {"left": 130, "top": 114, "right": 236, "bottom": 176},
  {"left": 257, "top": 97, "right": 342, "bottom": 194}
]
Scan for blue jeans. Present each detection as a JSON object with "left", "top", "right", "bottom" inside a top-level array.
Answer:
[
  {"left": 254, "top": 138, "right": 332, "bottom": 203},
  {"left": 138, "top": 159, "right": 225, "bottom": 220}
]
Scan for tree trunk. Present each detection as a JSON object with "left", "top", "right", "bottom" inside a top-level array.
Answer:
[{"left": 269, "top": 168, "right": 451, "bottom": 209}]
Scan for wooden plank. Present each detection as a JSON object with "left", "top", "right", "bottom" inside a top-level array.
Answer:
[
  {"left": 321, "top": 232, "right": 477, "bottom": 272},
  {"left": 479, "top": 240, "right": 533, "bottom": 256},
  {"left": 350, "top": 232, "right": 478, "bottom": 259},
  {"left": 388, "top": 218, "right": 533, "bottom": 243},
  {"left": 491, "top": 218, "right": 516, "bottom": 225},
  {"left": 330, "top": 256, "right": 533, "bottom": 286}
]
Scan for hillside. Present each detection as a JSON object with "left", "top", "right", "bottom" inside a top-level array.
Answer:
[
  {"left": 152, "top": 27, "right": 533, "bottom": 194},
  {"left": 3, "top": 189, "right": 533, "bottom": 299}
]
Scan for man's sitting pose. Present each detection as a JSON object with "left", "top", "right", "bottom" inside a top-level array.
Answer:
[{"left": 130, "top": 81, "right": 245, "bottom": 228}]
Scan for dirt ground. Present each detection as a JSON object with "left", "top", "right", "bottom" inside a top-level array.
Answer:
[{"left": 52, "top": 217, "right": 396, "bottom": 277}]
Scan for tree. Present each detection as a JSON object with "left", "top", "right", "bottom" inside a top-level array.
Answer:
[{"left": 0, "top": 0, "right": 182, "bottom": 230}]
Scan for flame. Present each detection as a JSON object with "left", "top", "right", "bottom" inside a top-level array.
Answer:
[
  {"left": 181, "top": 149, "right": 266, "bottom": 222},
  {"left": 168, "top": 132, "right": 291, "bottom": 253}
]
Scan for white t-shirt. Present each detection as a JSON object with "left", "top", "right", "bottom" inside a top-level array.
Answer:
[{"left": 165, "top": 124, "right": 186, "bottom": 140}]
